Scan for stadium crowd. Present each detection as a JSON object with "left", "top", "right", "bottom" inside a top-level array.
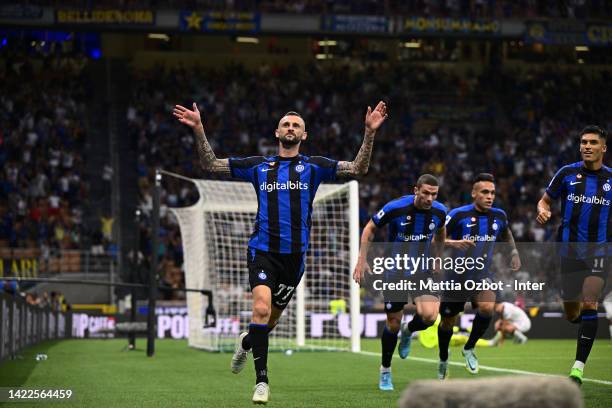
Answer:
[
  {"left": 0, "top": 50, "right": 91, "bottom": 252},
  {"left": 22, "top": 0, "right": 612, "bottom": 19}
]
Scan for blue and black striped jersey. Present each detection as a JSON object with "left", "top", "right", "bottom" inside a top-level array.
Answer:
[
  {"left": 372, "top": 194, "right": 446, "bottom": 246},
  {"left": 546, "top": 162, "right": 611, "bottom": 244},
  {"left": 446, "top": 204, "right": 508, "bottom": 274},
  {"left": 229, "top": 154, "right": 337, "bottom": 254}
]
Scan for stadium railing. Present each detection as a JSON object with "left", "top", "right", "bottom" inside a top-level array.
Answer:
[{"left": 0, "top": 292, "right": 73, "bottom": 362}]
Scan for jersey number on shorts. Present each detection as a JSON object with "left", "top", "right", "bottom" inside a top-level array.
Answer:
[
  {"left": 593, "top": 257, "right": 605, "bottom": 270},
  {"left": 273, "top": 284, "right": 295, "bottom": 301}
]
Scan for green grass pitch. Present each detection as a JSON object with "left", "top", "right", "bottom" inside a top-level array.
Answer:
[{"left": 1, "top": 338, "right": 610, "bottom": 407}]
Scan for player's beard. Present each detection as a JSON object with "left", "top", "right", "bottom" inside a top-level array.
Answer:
[{"left": 278, "top": 133, "right": 301, "bottom": 148}]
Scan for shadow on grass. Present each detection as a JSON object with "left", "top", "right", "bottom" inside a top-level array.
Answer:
[{"left": 0, "top": 340, "right": 65, "bottom": 387}]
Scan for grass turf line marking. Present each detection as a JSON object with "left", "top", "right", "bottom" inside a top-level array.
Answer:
[{"left": 357, "top": 350, "right": 612, "bottom": 386}]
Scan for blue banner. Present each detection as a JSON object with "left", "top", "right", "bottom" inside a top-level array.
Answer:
[
  {"left": 526, "top": 20, "right": 612, "bottom": 46},
  {"left": 180, "top": 11, "right": 260, "bottom": 33},
  {"left": 321, "top": 15, "right": 389, "bottom": 33}
]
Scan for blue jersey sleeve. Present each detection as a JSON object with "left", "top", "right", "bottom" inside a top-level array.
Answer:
[
  {"left": 445, "top": 209, "right": 462, "bottom": 240},
  {"left": 372, "top": 201, "right": 398, "bottom": 227},
  {"left": 228, "top": 156, "right": 265, "bottom": 182},
  {"left": 546, "top": 166, "right": 568, "bottom": 200},
  {"left": 309, "top": 156, "right": 338, "bottom": 183}
]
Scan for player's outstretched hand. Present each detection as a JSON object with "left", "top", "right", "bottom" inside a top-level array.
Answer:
[
  {"left": 173, "top": 102, "right": 202, "bottom": 129},
  {"left": 353, "top": 260, "right": 371, "bottom": 285},
  {"left": 365, "top": 101, "right": 388, "bottom": 132},
  {"left": 446, "top": 239, "right": 476, "bottom": 251},
  {"left": 536, "top": 209, "right": 551, "bottom": 224}
]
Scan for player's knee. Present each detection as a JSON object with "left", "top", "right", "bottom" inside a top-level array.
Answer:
[
  {"left": 386, "top": 317, "right": 401, "bottom": 333},
  {"left": 252, "top": 300, "right": 271, "bottom": 321}
]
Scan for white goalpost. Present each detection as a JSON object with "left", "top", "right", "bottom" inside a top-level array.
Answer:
[{"left": 169, "top": 177, "right": 361, "bottom": 353}]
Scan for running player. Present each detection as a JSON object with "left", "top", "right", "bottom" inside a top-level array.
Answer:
[
  {"left": 536, "top": 125, "right": 610, "bottom": 385},
  {"left": 174, "top": 101, "right": 387, "bottom": 403},
  {"left": 353, "top": 174, "right": 446, "bottom": 391},
  {"left": 437, "top": 173, "right": 520, "bottom": 379}
]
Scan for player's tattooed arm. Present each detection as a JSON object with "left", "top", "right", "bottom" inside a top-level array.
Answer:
[
  {"left": 173, "top": 103, "right": 230, "bottom": 176},
  {"left": 337, "top": 101, "right": 388, "bottom": 178},
  {"left": 353, "top": 220, "right": 377, "bottom": 285},
  {"left": 501, "top": 226, "right": 521, "bottom": 271}
]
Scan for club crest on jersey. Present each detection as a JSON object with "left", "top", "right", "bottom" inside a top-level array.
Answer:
[
  {"left": 429, "top": 222, "right": 436, "bottom": 230},
  {"left": 258, "top": 271, "right": 267, "bottom": 280},
  {"left": 295, "top": 164, "right": 305, "bottom": 173},
  {"left": 407, "top": 215, "right": 412, "bottom": 220},
  {"left": 385, "top": 302, "right": 392, "bottom": 310},
  {"left": 604, "top": 183, "right": 611, "bottom": 192},
  {"left": 471, "top": 217, "right": 476, "bottom": 222},
  {"left": 492, "top": 222, "right": 498, "bottom": 231},
  {"left": 577, "top": 173, "right": 582, "bottom": 179},
  {"left": 268, "top": 162, "right": 276, "bottom": 167}
]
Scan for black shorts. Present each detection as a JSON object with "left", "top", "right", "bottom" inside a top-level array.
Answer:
[
  {"left": 247, "top": 248, "right": 306, "bottom": 310},
  {"left": 560, "top": 257, "right": 609, "bottom": 300},
  {"left": 383, "top": 285, "right": 439, "bottom": 314},
  {"left": 439, "top": 277, "right": 498, "bottom": 318}
]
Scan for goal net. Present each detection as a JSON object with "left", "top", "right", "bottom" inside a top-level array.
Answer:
[{"left": 170, "top": 178, "right": 361, "bottom": 353}]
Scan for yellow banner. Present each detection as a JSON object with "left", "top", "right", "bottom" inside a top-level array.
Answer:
[{"left": 56, "top": 9, "right": 154, "bottom": 25}]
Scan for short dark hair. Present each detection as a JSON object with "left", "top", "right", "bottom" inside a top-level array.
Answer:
[
  {"left": 416, "top": 174, "right": 439, "bottom": 187},
  {"left": 474, "top": 173, "right": 495, "bottom": 184},
  {"left": 580, "top": 125, "right": 607, "bottom": 141},
  {"left": 284, "top": 111, "right": 302, "bottom": 118}
]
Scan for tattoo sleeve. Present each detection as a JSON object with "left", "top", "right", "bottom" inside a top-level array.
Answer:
[
  {"left": 193, "top": 124, "right": 230, "bottom": 176},
  {"left": 336, "top": 128, "right": 375, "bottom": 177}
]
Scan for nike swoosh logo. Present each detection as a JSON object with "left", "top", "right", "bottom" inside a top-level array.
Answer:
[
  {"left": 261, "top": 168, "right": 274, "bottom": 172},
  {"left": 570, "top": 181, "right": 582, "bottom": 185},
  {"left": 466, "top": 223, "right": 477, "bottom": 227},
  {"left": 400, "top": 222, "right": 411, "bottom": 226},
  {"left": 580, "top": 335, "right": 591, "bottom": 340},
  {"left": 254, "top": 357, "right": 261, "bottom": 360}
]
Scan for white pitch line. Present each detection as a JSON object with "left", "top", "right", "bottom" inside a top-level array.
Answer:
[{"left": 357, "top": 350, "right": 612, "bottom": 386}]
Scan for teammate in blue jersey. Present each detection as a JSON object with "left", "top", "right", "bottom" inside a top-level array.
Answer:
[
  {"left": 437, "top": 173, "right": 520, "bottom": 379},
  {"left": 536, "top": 125, "right": 611, "bottom": 385},
  {"left": 174, "top": 101, "right": 387, "bottom": 403},
  {"left": 353, "top": 174, "right": 447, "bottom": 391}
]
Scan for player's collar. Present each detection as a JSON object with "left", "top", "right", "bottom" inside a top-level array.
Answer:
[
  {"left": 580, "top": 162, "right": 604, "bottom": 174},
  {"left": 276, "top": 154, "right": 301, "bottom": 162},
  {"left": 472, "top": 204, "right": 489, "bottom": 214}
]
